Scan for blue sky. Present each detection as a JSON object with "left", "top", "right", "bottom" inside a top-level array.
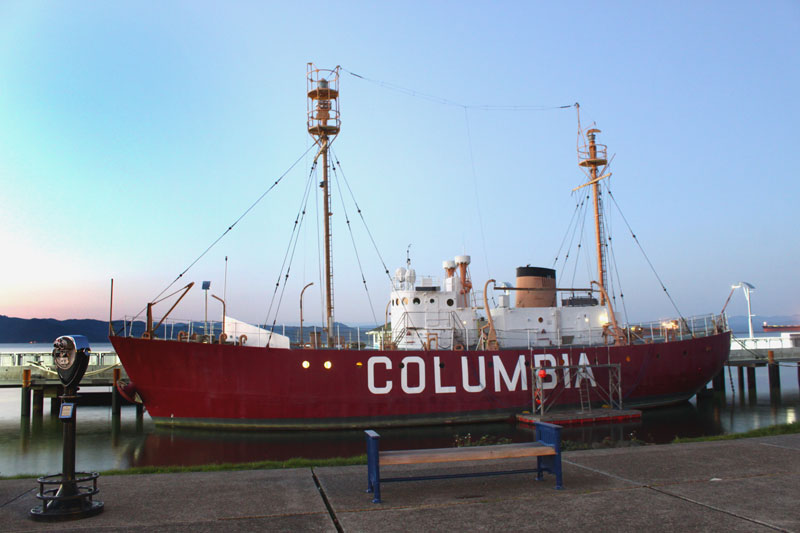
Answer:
[{"left": 1, "top": 1, "right": 798, "bottom": 326}]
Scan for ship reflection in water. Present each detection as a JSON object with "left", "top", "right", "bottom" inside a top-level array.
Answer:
[
  {"left": 124, "top": 398, "right": 794, "bottom": 470},
  {"left": 2, "top": 367, "right": 797, "bottom": 476},
  {"left": 123, "top": 392, "right": 798, "bottom": 471}
]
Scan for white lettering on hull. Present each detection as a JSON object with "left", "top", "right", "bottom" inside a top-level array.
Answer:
[
  {"left": 366, "top": 352, "right": 597, "bottom": 395},
  {"left": 533, "top": 353, "right": 558, "bottom": 389},
  {"left": 401, "top": 356, "right": 425, "bottom": 394},
  {"left": 368, "top": 356, "right": 392, "bottom": 394},
  {"left": 576, "top": 352, "right": 596, "bottom": 387},
  {"left": 493, "top": 355, "right": 527, "bottom": 392},
  {"left": 561, "top": 353, "right": 571, "bottom": 388},
  {"left": 461, "top": 356, "right": 486, "bottom": 392},
  {"left": 434, "top": 356, "right": 456, "bottom": 393}
]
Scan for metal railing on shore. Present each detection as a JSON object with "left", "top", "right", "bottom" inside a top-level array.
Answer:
[{"left": 0, "top": 351, "right": 119, "bottom": 368}]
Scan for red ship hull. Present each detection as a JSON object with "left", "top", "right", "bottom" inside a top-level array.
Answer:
[{"left": 110, "top": 331, "right": 730, "bottom": 429}]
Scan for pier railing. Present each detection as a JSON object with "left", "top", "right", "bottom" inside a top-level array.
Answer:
[
  {"left": 0, "top": 351, "right": 119, "bottom": 368},
  {"left": 0, "top": 351, "right": 122, "bottom": 388},
  {"left": 495, "top": 313, "right": 726, "bottom": 349},
  {"left": 730, "top": 334, "right": 799, "bottom": 351},
  {"left": 625, "top": 313, "right": 726, "bottom": 344}
]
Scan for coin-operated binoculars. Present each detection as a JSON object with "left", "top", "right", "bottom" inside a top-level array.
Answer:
[{"left": 30, "top": 335, "right": 104, "bottom": 521}]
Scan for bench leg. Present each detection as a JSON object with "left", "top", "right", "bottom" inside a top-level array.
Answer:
[
  {"left": 537, "top": 455, "right": 564, "bottom": 490},
  {"left": 366, "top": 433, "right": 382, "bottom": 503}
]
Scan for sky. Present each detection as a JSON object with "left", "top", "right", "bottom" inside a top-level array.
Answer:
[{"left": 1, "top": 1, "right": 798, "bottom": 327}]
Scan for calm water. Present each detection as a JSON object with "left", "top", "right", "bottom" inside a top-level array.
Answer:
[{"left": 1, "top": 344, "right": 798, "bottom": 477}]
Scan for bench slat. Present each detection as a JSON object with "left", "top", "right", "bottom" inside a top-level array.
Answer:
[{"left": 380, "top": 442, "right": 556, "bottom": 465}]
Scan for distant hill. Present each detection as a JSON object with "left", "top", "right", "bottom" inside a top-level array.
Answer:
[
  {"left": 5, "top": 312, "right": 797, "bottom": 343},
  {"left": 0, "top": 315, "right": 379, "bottom": 344},
  {"left": 0, "top": 315, "right": 120, "bottom": 343}
]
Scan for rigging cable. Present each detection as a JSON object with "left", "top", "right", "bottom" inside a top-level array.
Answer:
[
  {"left": 136, "top": 143, "right": 316, "bottom": 322},
  {"left": 263, "top": 163, "right": 317, "bottom": 340},
  {"left": 567, "top": 192, "right": 592, "bottom": 289},
  {"left": 463, "top": 108, "right": 492, "bottom": 283},
  {"left": 601, "top": 180, "right": 628, "bottom": 324},
  {"left": 606, "top": 189, "right": 686, "bottom": 321},
  {"left": 330, "top": 158, "right": 380, "bottom": 327},
  {"left": 331, "top": 148, "right": 428, "bottom": 349},
  {"left": 556, "top": 192, "right": 589, "bottom": 286},
  {"left": 605, "top": 217, "right": 630, "bottom": 328},
  {"left": 342, "top": 68, "right": 576, "bottom": 112},
  {"left": 330, "top": 148, "right": 393, "bottom": 283},
  {"left": 552, "top": 195, "right": 584, "bottom": 269}
]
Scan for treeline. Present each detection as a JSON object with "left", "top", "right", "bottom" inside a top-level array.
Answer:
[{"left": 0, "top": 315, "right": 378, "bottom": 344}]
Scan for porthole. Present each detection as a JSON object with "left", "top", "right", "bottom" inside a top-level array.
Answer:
[
  {"left": 439, "top": 362, "right": 445, "bottom": 368},
  {"left": 429, "top": 298, "right": 435, "bottom": 304},
  {"left": 538, "top": 317, "right": 544, "bottom": 323},
  {"left": 413, "top": 297, "right": 420, "bottom": 305},
  {"left": 446, "top": 298, "right": 454, "bottom": 307},
  {"left": 402, "top": 297, "right": 409, "bottom": 305}
]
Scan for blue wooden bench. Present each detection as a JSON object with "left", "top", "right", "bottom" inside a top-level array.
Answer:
[{"left": 365, "top": 421, "right": 563, "bottom": 503}]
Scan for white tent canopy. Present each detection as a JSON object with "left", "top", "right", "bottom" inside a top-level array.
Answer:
[{"left": 223, "top": 317, "right": 290, "bottom": 349}]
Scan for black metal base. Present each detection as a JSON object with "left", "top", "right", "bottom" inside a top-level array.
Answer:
[
  {"left": 29, "top": 472, "right": 103, "bottom": 522},
  {"left": 29, "top": 500, "right": 104, "bottom": 522}
]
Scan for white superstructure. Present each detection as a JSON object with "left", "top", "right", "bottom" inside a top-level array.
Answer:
[{"left": 388, "top": 256, "right": 612, "bottom": 350}]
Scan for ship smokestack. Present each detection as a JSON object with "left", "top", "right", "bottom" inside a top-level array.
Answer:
[
  {"left": 443, "top": 260, "right": 456, "bottom": 278},
  {"left": 515, "top": 266, "right": 556, "bottom": 308}
]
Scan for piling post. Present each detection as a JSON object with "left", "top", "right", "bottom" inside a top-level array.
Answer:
[
  {"left": 712, "top": 368, "right": 726, "bottom": 399},
  {"left": 21, "top": 369, "right": 31, "bottom": 418},
  {"left": 32, "top": 388, "right": 44, "bottom": 417},
  {"left": 50, "top": 396, "right": 60, "bottom": 416},
  {"left": 737, "top": 366, "right": 745, "bottom": 405},
  {"left": 746, "top": 366, "right": 757, "bottom": 401},
  {"left": 111, "top": 368, "right": 121, "bottom": 418},
  {"left": 135, "top": 403, "right": 144, "bottom": 432},
  {"left": 767, "top": 350, "right": 781, "bottom": 404}
]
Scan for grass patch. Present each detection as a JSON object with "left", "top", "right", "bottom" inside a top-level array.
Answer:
[
  {"left": 0, "top": 455, "right": 366, "bottom": 480},
  {"left": 454, "top": 433, "right": 513, "bottom": 447},
  {"left": 672, "top": 422, "right": 799, "bottom": 444}
]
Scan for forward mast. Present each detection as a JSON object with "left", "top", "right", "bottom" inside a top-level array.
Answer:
[{"left": 307, "top": 64, "right": 341, "bottom": 347}]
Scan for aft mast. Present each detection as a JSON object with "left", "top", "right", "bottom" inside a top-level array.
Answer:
[
  {"left": 307, "top": 64, "right": 341, "bottom": 347},
  {"left": 577, "top": 125, "right": 625, "bottom": 344},
  {"left": 578, "top": 128, "right": 609, "bottom": 305}
]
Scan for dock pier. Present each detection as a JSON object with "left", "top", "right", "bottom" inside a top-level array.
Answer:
[
  {"left": 723, "top": 342, "right": 800, "bottom": 403},
  {"left": 2, "top": 350, "right": 141, "bottom": 423}
]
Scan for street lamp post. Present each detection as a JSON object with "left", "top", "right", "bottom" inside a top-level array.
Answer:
[
  {"left": 732, "top": 282, "right": 756, "bottom": 338},
  {"left": 300, "top": 282, "right": 314, "bottom": 347},
  {"left": 202, "top": 281, "right": 211, "bottom": 338}
]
